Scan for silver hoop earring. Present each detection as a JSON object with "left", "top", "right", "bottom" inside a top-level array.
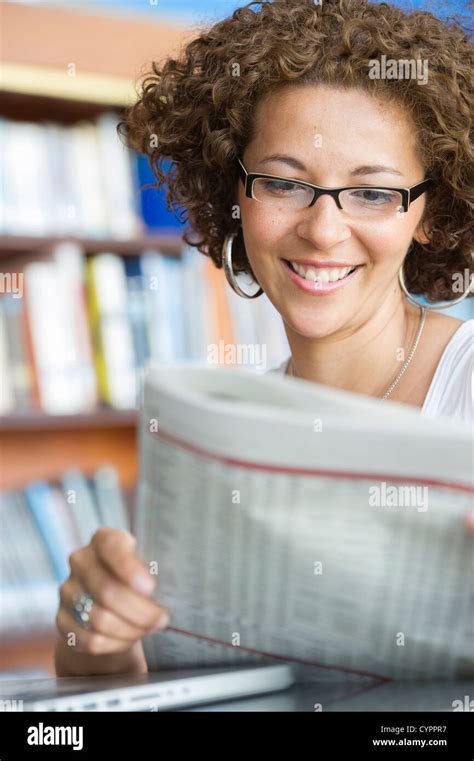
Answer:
[
  {"left": 222, "top": 231, "right": 263, "bottom": 299},
  {"left": 398, "top": 260, "right": 471, "bottom": 310}
]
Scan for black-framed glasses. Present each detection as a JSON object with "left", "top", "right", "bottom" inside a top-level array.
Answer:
[{"left": 238, "top": 158, "right": 433, "bottom": 218}]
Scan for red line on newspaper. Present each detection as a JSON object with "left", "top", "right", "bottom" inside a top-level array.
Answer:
[
  {"left": 167, "top": 625, "right": 392, "bottom": 683},
  {"left": 151, "top": 428, "right": 474, "bottom": 495}
]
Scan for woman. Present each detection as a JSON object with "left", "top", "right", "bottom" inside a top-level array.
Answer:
[{"left": 54, "top": 0, "right": 473, "bottom": 677}]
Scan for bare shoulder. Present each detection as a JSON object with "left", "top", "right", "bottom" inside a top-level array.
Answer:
[
  {"left": 399, "top": 310, "right": 469, "bottom": 408},
  {"left": 413, "top": 310, "right": 467, "bottom": 374},
  {"left": 424, "top": 310, "right": 465, "bottom": 341}
]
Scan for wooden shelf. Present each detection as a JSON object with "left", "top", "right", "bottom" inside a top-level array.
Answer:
[
  {"left": 1, "top": 1, "right": 191, "bottom": 103},
  {"left": 0, "top": 409, "right": 139, "bottom": 433},
  {"left": 0, "top": 425, "right": 138, "bottom": 492},
  {"left": 0, "top": 62, "right": 137, "bottom": 108},
  {"left": 0, "top": 233, "right": 185, "bottom": 258},
  {"left": 0, "top": 88, "right": 127, "bottom": 124}
]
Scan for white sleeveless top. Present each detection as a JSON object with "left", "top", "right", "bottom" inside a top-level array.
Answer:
[{"left": 269, "top": 319, "right": 473, "bottom": 425}]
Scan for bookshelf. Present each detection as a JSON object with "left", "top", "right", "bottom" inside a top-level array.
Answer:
[
  {"left": 0, "top": 2, "right": 290, "bottom": 677},
  {"left": 0, "top": 1, "right": 190, "bottom": 676},
  {"left": 0, "top": 107, "right": 184, "bottom": 487},
  {"left": 0, "top": 409, "right": 138, "bottom": 433}
]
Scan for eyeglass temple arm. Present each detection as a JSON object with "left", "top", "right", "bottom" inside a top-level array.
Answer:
[
  {"left": 237, "top": 158, "right": 247, "bottom": 182},
  {"left": 409, "top": 179, "right": 433, "bottom": 204}
]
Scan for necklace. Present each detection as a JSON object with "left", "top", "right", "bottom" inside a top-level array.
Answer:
[{"left": 286, "top": 305, "right": 427, "bottom": 400}]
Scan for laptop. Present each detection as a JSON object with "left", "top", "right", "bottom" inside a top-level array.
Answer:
[
  {"left": 0, "top": 664, "right": 294, "bottom": 712},
  {"left": 185, "top": 677, "right": 474, "bottom": 712}
]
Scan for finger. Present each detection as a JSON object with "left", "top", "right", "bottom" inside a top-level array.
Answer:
[
  {"left": 463, "top": 509, "right": 474, "bottom": 535},
  {"left": 56, "top": 606, "right": 135, "bottom": 656},
  {"left": 91, "top": 528, "right": 156, "bottom": 595},
  {"left": 60, "top": 578, "right": 162, "bottom": 642},
  {"left": 69, "top": 548, "right": 169, "bottom": 631}
]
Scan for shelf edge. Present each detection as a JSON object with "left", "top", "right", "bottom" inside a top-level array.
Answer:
[{"left": 0, "top": 62, "right": 137, "bottom": 107}]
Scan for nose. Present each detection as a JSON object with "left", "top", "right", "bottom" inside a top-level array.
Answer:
[{"left": 295, "top": 194, "right": 351, "bottom": 250}]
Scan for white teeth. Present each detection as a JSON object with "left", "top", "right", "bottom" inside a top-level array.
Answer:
[{"left": 290, "top": 263, "right": 354, "bottom": 282}]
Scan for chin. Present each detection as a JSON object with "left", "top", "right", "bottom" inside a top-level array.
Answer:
[{"left": 282, "top": 306, "right": 345, "bottom": 340}]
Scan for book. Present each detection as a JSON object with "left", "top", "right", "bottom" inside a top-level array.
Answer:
[
  {"left": 60, "top": 469, "right": 101, "bottom": 547},
  {"left": 51, "top": 242, "right": 98, "bottom": 410},
  {"left": 134, "top": 154, "right": 185, "bottom": 235},
  {"left": 95, "top": 112, "right": 141, "bottom": 240},
  {"left": 1, "top": 120, "right": 51, "bottom": 236},
  {"left": 23, "top": 482, "right": 76, "bottom": 583},
  {"left": 86, "top": 253, "right": 138, "bottom": 409},
  {"left": 140, "top": 250, "right": 186, "bottom": 364},
  {"left": 134, "top": 363, "right": 473, "bottom": 681},
  {"left": 0, "top": 113, "right": 142, "bottom": 238},
  {"left": 23, "top": 260, "right": 92, "bottom": 414},
  {"left": 1, "top": 293, "right": 34, "bottom": 409},
  {"left": 124, "top": 257, "right": 150, "bottom": 374},
  {"left": 67, "top": 121, "right": 109, "bottom": 238},
  {"left": 92, "top": 466, "right": 130, "bottom": 532},
  {"left": 0, "top": 301, "right": 14, "bottom": 414}
]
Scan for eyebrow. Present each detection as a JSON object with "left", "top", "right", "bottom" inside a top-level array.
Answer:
[{"left": 258, "top": 154, "right": 403, "bottom": 177}]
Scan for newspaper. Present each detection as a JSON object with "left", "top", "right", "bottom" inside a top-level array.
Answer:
[{"left": 134, "top": 363, "right": 473, "bottom": 682}]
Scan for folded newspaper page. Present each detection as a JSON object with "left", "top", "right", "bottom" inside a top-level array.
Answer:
[{"left": 134, "top": 363, "right": 473, "bottom": 682}]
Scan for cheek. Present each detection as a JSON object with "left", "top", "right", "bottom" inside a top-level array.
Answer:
[
  {"left": 241, "top": 204, "right": 291, "bottom": 255},
  {"left": 351, "top": 215, "right": 417, "bottom": 263}
]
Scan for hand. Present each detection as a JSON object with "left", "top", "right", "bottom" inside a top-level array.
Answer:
[
  {"left": 56, "top": 527, "right": 169, "bottom": 657},
  {"left": 464, "top": 509, "right": 474, "bottom": 535}
]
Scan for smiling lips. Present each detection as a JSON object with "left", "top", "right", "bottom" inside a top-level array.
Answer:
[
  {"left": 288, "top": 260, "right": 356, "bottom": 283},
  {"left": 282, "top": 258, "right": 363, "bottom": 294}
]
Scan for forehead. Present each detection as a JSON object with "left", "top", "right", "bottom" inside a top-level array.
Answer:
[{"left": 249, "top": 84, "right": 422, "bottom": 176}]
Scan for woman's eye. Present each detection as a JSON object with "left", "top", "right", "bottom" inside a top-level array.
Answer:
[
  {"left": 264, "top": 180, "right": 302, "bottom": 194},
  {"left": 350, "top": 189, "right": 396, "bottom": 204}
]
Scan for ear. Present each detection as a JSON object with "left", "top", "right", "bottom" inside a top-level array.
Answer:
[{"left": 413, "top": 218, "right": 431, "bottom": 245}]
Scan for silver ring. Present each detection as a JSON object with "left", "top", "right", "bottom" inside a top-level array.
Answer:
[{"left": 71, "top": 591, "right": 95, "bottom": 630}]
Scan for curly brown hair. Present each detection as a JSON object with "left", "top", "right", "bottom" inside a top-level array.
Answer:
[{"left": 119, "top": 0, "right": 473, "bottom": 303}]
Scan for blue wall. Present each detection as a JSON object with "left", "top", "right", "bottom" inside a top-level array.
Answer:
[{"left": 16, "top": 0, "right": 472, "bottom": 24}]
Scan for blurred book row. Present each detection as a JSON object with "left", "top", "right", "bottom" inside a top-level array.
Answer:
[
  {"left": 0, "top": 465, "right": 129, "bottom": 637},
  {"left": 0, "top": 242, "right": 289, "bottom": 415},
  {"left": 0, "top": 112, "right": 184, "bottom": 238}
]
